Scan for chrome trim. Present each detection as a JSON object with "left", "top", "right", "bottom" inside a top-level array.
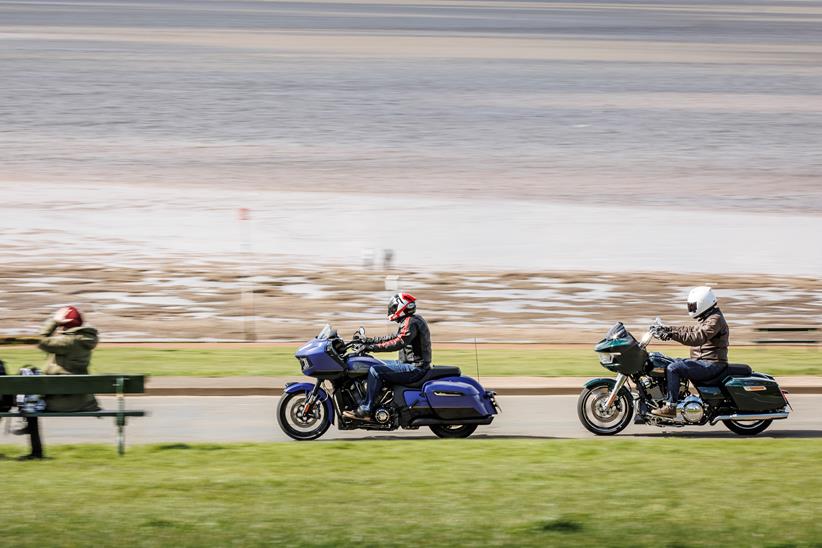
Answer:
[
  {"left": 432, "top": 391, "right": 463, "bottom": 397},
  {"left": 710, "top": 408, "right": 789, "bottom": 425},
  {"left": 604, "top": 373, "right": 627, "bottom": 409}
]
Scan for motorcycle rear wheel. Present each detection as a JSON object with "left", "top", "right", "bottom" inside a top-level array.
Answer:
[
  {"left": 577, "top": 384, "right": 634, "bottom": 436},
  {"left": 722, "top": 419, "right": 772, "bottom": 436},
  {"left": 429, "top": 424, "right": 477, "bottom": 439},
  {"left": 277, "top": 391, "right": 331, "bottom": 441}
]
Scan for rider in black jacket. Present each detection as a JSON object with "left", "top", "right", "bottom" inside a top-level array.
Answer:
[{"left": 343, "top": 293, "right": 432, "bottom": 421}]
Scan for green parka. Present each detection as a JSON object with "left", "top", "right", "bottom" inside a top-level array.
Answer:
[{"left": 38, "top": 320, "right": 100, "bottom": 412}]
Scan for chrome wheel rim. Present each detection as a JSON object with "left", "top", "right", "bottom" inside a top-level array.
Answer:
[
  {"left": 284, "top": 395, "right": 326, "bottom": 435},
  {"left": 583, "top": 386, "right": 628, "bottom": 430}
]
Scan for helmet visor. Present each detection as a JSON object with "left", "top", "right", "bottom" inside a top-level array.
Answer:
[{"left": 687, "top": 301, "right": 698, "bottom": 314}]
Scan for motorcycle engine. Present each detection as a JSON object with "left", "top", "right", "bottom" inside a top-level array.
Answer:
[
  {"left": 374, "top": 408, "right": 392, "bottom": 424},
  {"left": 677, "top": 395, "right": 705, "bottom": 424},
  {"left": 639, "top": 376, "right": 665, "bottom": 401}
]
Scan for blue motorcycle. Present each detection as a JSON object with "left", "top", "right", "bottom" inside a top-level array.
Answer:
[{"left": 277, "top": 325, "right": 499, "bottom": 440}]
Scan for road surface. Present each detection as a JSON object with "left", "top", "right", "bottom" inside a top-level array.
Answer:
[{"left": 1, "top": 395, "right": 819, "bottom": 448}]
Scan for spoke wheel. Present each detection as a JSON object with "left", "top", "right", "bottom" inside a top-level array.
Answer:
[
  {"left": 577, "top": 384, "right": 634, "bottom": 436},
  {"left": 277, "top": 391, "right": 331, "bottom": 441}
]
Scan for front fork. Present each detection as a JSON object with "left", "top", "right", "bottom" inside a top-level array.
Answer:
[
  {"left": 604, "top": 373, "right": 628, "bottom": 409},
  {"left": 302, "top": 381, "right": 323, "bottom": 416}
]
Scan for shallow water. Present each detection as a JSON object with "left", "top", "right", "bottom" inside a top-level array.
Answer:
[{"left": 3, "top": 182, "right": 820, "bottom": 275}]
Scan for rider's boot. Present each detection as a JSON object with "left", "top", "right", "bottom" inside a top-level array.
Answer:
[
  {"left": 342, "top": 405, "right": 373, "bottom": 422},
  {"left": 650, "top": 402, "right": 677, "bottom": 418}
]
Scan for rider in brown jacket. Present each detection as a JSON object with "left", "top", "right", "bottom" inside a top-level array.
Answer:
[{"left": 652, "top": 287, "right": 729, "bottom": 417}]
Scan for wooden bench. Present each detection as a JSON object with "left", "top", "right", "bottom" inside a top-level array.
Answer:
[{"left": 0, "top": 375, "right": 147, "bottom": 458}]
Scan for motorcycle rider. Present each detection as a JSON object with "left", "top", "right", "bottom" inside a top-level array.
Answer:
[
  {"left": 651, "top": 286, "right": 729, "bottom": 418},
  {"left": 342, "top": 293, "right": 431, "bottom": 421}
]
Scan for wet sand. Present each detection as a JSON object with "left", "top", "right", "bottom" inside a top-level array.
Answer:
[{"left": 1, "top": 263, "right": 819, "bottom": 342}]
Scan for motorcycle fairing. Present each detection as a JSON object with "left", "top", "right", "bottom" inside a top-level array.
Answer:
[
  {"left": 295, "top": 339, "right": 345, "bottom": 376},
  {"left": 283, "top": 382, "right": 335, "bottom": 424}
]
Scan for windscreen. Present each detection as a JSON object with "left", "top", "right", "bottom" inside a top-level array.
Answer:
[
  {"left": 317, "top": 324, "right": 333, "bottom": 340},
  {"left": 605, "top": 322, "right": 634, "bottom": 342}
]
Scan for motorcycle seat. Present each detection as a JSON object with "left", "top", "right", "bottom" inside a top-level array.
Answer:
[
  {"left": 403, "top": 366, "right": 462, "bottom": 388},
  {"left": 700, "top": 363, "right": 753, "bottom": 386}
]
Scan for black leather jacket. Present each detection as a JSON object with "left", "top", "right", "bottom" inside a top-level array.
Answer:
[{"left": 365, "top": 314, "right": 432, "bottom": 367}]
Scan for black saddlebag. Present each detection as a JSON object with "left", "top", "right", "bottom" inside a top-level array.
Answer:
[{"left": 724, "top": 377, "right": 787, "bottom": 412}]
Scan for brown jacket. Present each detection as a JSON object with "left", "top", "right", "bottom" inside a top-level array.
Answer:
[
  {"left": 669, "top": 308, "right": 729, "bottom": 364},
  {"left": 38, "top": 320, "right": 100, "bottom": 412}
]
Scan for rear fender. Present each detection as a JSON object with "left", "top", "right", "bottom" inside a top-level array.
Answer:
[{"left": 283, "top": 382, "right": 335, "bottom": 425}]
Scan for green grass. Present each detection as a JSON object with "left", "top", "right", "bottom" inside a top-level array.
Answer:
[
  {"left": 0, "top": 346, "right": 819, "bottom": 377},
  {"left": 1, "top": 439, "right": 821, "bottom": 546}
]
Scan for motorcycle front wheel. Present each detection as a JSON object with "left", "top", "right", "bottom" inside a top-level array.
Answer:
[
  {"left": 277, "top": 391, "right": 332, "bottom": 441},
  {"left": 429, "top": 424, "right": 478, "bottom": 439},
  {"left": 577, "top": 383, "right": 634, "bottom": 435},
  {"left": 723, "top": 419, "right": 772, "bottom": 436}
]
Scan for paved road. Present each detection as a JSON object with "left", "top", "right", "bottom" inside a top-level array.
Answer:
[{"left": 2, "top": 395, "right": 819, "bottom": 448}]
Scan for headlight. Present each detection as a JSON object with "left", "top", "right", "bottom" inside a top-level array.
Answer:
[
  {"left": 299, "top": 358, "right": 310, "bottom": 370},
  {"left": 599, "top": 352, "right": 620, "bottom": 365}
]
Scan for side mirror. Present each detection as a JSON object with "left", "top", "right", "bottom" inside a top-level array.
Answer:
[{"left": 357, "top": 327, "right": 365, "bottom": 337}]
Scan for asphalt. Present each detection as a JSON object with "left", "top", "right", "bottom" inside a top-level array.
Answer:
[
  {"left": 1, "top": 394, "right": 819, "bottom": 448},
  {"left": 142, "top": 376, "right": 822, "bottom": 396}
]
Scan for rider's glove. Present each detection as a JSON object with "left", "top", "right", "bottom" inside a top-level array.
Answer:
[
  {"left": 52, "top": 307, "right": 71, "bottom": 325},
  {"left": 657, "top": 326, "right": 673, "bottom": 341}
]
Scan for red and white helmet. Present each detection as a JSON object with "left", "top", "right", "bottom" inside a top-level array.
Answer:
[
  {"left": 54, "top": 306, "right": 84, "bottom": 329},
  {"left": 387, "top": 293, "right": 417, "bottom": 322}
]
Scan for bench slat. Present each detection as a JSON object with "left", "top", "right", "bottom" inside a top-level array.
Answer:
[
  {"left": 0, "top": 375, "right": 145, "bottom": 395},
  {"left": 0, "top": 411, "right": 146, "bottom": 418}
]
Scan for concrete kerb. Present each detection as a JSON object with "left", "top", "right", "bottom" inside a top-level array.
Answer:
[{"left": 140, "top": 376, "right": 822, "bottom": 397}]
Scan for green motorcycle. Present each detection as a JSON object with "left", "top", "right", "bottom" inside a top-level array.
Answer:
[{"left": 578, "top": 319, "right": 790, "bottom": 436}]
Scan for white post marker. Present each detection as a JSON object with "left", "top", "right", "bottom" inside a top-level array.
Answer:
[
  {"left": 238, "top": 207, "right": 257, "bottom": 342},
  {"left": 384, "top": 275, "right": 400, "bottom": 292}
]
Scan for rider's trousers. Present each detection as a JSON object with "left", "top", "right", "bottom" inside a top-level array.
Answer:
[
  {"left": 362, "top": 361, "right": 426, "bottom": 411},
  {"left": 666, "top": 359, "right": 725, "bottom": 403}
]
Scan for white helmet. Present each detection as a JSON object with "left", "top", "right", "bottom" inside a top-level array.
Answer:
[{"left": 687, "top": 286, "right": 717, "bottom": 318}]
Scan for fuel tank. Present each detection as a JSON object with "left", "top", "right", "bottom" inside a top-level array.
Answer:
[{"left": 345, "top": 356, "right": 385, "bottom": 376}]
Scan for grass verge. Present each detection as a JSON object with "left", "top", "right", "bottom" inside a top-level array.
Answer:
[
  {"left": 0, "top": 345, "right": 819, "bottom": 377},
  {"left": 1, "top": 439, "right": 820, "bottom": 546}
]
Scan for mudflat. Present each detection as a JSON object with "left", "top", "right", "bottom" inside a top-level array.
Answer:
[{"left": 2, "top": 262, "right": 819, "bottom": 342}]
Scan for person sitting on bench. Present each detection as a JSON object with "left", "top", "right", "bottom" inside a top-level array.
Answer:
[{"left": 15, "top": 306, "right": 100, "bottom": 436}]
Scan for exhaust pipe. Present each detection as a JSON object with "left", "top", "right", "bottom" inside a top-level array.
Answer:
[
  {"left": 409, "top": 416, "right": 494, "bottom": 427},
  {"left": 710, "top": 409, "right": 789, "bottom": 425}
]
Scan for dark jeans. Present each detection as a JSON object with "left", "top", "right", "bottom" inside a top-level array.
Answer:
[
  {"left": 362, "top": 361, "right": 426, "bottom": 411},
  {"left": 666, "top": 359, "right": 725, "bottom": 403}
]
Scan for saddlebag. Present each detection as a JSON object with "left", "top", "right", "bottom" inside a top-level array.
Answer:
[
  {"left": 424, "top": 378, "right": 494, "bottom": 420},
  {"left": 724, "top": 377, "right": 787, "bottom": 412}
]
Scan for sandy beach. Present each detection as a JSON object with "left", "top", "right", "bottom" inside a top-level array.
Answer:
[{"left": 1, "top": 262, "right": 819, "bottom": 342}]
